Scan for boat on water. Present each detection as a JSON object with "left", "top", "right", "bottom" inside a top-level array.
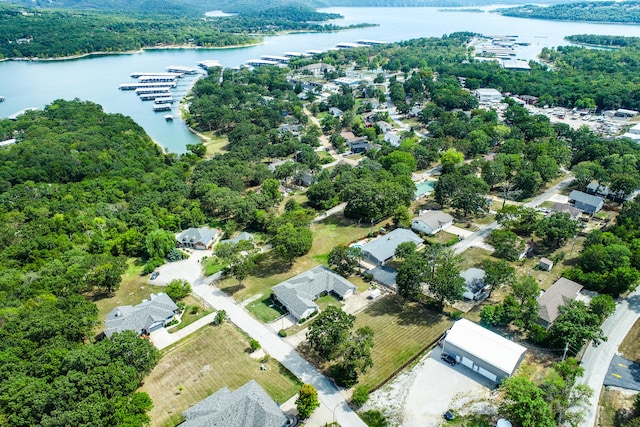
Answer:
[
  {"left": 0, "top": 96, "right": 5, "bottom": 102},
  {"left": 164, "top": 114, "right": 174, "bottom": 121}
]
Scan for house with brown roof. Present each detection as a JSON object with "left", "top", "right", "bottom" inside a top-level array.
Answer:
[{"left": 537, "top": 278, "right": 584, "bottom": 329}]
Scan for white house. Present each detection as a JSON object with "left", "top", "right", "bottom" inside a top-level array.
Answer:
[
  {"left": 176, "top": 226, "right": 219, "bottom": 250},
  {"left": 384, "top": 131, "right": 401, "bottom": 147},
  {"left": 442, "top": 319, "right": 527, "bottom": 383},
  {"left": 460, "top": 268, "right": 488, "bottom": 301},
  {"left": 411, "top": 210, "right": 454, "bottom": 235},
  {"left": 475, "top": 88, "right": 503, "bottom": 103}
]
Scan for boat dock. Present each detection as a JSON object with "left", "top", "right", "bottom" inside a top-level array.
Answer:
[
  {"left": 154, "top": 96, "right": 174, "bottom": 104},
  {"left": 153, "top": 104, "right": 172, "bottom": 112},
  {"left": 135, "top": 87, "right": 174, "bottom": 95},
  {"left": 130, "top": 72, "right": 182, "bottom": 78},
  {"left": 137, "top": 75, "right": 178, "bottom": 83},
  {"left": 197, "top": 60, "right": 221, "bottom": 69},
  {"left": 139, "top": 93, "right": 171, "bottom": 101},
  {"left": 261, "top": 55, "right": 289, "bottom": 63},
  {"left": 356, "top": 39, "right": 386, "bottom": 46},
  {"left": 119, "top": 82, "right": 177, "bottom": 90},
  {"left": 166, "top": 65, "right": 199, "bottom": 74}
]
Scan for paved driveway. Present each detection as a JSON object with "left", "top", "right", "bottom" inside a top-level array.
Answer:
[
  {"left": 152, "top": 249, "right": 212, "bottom": 286},
  {"left": 605, "top": 355, "right": 640, "bottom": 392}
]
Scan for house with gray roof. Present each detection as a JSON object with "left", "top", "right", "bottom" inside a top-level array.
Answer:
[
  {"left": 361, "top": 228, "right": 423, "bottom": 266},
  {"left": 411, "top": 210, "right": 454, "bottom": 235},
  {"left": 537, "top": 277, "right": 584, "bottom": 329},
  {"left": 384, "top": 131, "right": 401, "bottom": 147},
  {"left": 272, "top": 265, "right": 356, "bottom": 321},
  {"left": 568, "top": 190, "right": 604, "bottom": 215},
  {"left": 176, "top": 226, "right": 219, "bottom": 250},
  {"left": 104, "top": 293, "right": 179, "bottom": 338},
  {"left": 180, "top": 380, "right": 288, "bottom": 427},
  {"left": 219, "top": 232, "right": 254, "bottom": 246},
  {"left": 552, "top": 203, "right": 582, "bottom": 221}
]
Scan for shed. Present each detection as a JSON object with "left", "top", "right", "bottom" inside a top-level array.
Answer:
[
  {"left": 568, "top": 190, "right": 604, "bottom": 215},
  {"left": 538, "top": 257, "right": 554, "bottom": 272},
  {"left": 442, "top": 319, "right": 527, "bottom": 383}
]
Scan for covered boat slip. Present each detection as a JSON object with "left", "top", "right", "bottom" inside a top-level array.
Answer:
[{"left": 442, "top": 319, "right": 526, "bottom": 383}]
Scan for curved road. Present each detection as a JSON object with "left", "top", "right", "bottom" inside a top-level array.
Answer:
[
  {"left": 191, "top": 282, "right": 367, "bottom": 427},
  {"left": 579, "top": 288, "right": 640, "bottom": 427}
]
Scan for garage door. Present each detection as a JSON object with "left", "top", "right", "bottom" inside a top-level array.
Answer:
[
  {"left": 461, "top": 357, "right": 474, "bottom": 369},
  {"left": 477, "top": 367, "right": 498, "bottom": 382}
]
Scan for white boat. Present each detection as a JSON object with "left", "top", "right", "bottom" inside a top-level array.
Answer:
[
  {"left": 0, "top": 96, "right": 5, "bottom": 102},
  {"left": 164, "top": 114, "right": 174, "bottom": 121}
]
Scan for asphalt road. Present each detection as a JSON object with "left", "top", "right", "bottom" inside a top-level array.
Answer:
[
  {"left": 191, "top": 282, "right": 368, "bottom": 427},
  {"left": 604, "top": 355, "right": 640, "bottom": 392},
  {"left": 579, "top": 288, "right": 640, "bottom": 427}
]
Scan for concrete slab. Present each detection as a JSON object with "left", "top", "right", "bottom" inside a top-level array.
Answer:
[
  {"left": 443, "top": 225, "right": 474, "bottom": 238},
  {"left": 548, "top": 194, "right": 570, "bottom": 204}
]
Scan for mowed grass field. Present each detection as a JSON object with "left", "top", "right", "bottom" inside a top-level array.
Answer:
[
  {"left": 619, "top": 318, "right": 640, "bottom": 362},
  {"left": 141, "top": 323, "right": 301, "bottom": 427},
  {"left": 354, "top": 295, "right": 453, "bottom": 390}
]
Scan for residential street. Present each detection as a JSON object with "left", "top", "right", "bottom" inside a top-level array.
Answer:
[
  {"left": 579, "top": 288, "right": 640, "bottom": 427},
  {"left": 452, "top": 175, "right": 574, "bottom": 255},
  {"left": 190, "top": 282, "right": 368, "bottom": 427}
]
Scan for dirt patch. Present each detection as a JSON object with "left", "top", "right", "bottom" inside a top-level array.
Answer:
[{"left": 599, "top": 386, "right": 638, "bottom": 427}]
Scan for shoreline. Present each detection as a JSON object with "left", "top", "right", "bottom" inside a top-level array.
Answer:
[{"left": 10, "top": 42, "right": 265, "bottom": 63}]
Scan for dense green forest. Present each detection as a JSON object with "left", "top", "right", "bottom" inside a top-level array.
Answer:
[
  {"left": 498, "top": 1, "right": 640, "bottom": 24},
  {"left": 566, "top": 34, "right": 640, "bottom": 48},
  {"left": 0, "top": 4, "right": 363, "bottom": 59},
  {"left": 0, "top": 100, "right": 200, "bottom": 426}
]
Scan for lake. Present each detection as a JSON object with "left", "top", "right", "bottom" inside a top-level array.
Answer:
[{"left": 1, "top": 6, "right": 638, "bottom": 153}]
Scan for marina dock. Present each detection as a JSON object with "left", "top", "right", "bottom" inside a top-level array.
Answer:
[
  {"left": 119, "top": 82, "right": 177, "bottom": 90},
  {"left": 166, "top": 65, "right": 199, "bottom": 74},
  {"left": 130, "top": 72, "right": 182, "bottom": 78},
  {"left": 153, "top": 104, "right": 172, "bottom": 112}
]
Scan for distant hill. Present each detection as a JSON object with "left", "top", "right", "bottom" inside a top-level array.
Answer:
[
  {"left": 498, "top": 1, "right": 640, "bottom": 24},
  {"left": 0, "top": 0, "right": 584, "bottom": 15}
]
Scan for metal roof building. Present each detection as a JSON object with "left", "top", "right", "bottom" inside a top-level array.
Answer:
[
  {"left": 361, "top": 228, "right": 423, "bottom": 266},
  {"left": 442, "top": 319, "right": 526, "bottom": 383}
]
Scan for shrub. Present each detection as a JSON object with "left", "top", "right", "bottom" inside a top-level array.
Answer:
[
  {"left": 167, "top": 247, "right": 186, "bottom": 262},
  {"left": 165, "top": 279, "right": 192, "bottom": 301},
  {"left": 249, "top": 339, "right": 261, "bottom": 351},
  {"left": 189, "top": 305, "right": 199, "bottom": 315},
  {"left": 351, "top": 386, "right": 370, "bottom": 407},
  {"left": 278, "top": 329, "right": 288, "bottom": 337},
  {"left": 213, "top": 309, "right": 227, "bottom": 325}
]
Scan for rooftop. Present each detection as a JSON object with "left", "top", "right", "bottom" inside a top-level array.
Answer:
[
  {"left": 413, "top": 210, "right": 454, "bottom": 231},
  {"left": 445, "top": 319, "right": 526, "bottom": 375},
  {"left": 569, "top": 190, "right": 605, "bottom": 207},
  {"left": 272, "top": 266, "right": 356, "bottom": 320},
  {"left": 537, "top": 277, "right": 583, "bottom": 325},
  {"left": 361, "top": 228, "right": 423, "bottom": 265},
  {"left": 181, "top": 380, "right": 287, "bottom": 427},
  {"left": 104, "top": 293, "right": 177, "bottom": 338}
]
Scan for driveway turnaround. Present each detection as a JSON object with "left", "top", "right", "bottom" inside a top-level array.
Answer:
[
  {"left": 604, "top": 355, "right": 640, "bottom": 391},
  {"left": 191, "top": 283, "right": 367, "bottom": 427}
]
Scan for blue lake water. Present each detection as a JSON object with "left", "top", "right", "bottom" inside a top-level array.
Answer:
[{"left": 1, "top": 6, "right": 638, "bottom": 153}]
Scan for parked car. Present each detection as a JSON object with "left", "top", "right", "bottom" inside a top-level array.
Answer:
[
  {"left": 444, "top": 410, "right": 455, "bottom": 421},
  {"left": 441, "top": 353, "right": 456, "bottom": 366},
  {"left": 150, "top": 272, "right": 159, "bottom": 280}
]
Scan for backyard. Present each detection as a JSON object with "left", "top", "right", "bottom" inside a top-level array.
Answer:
[
  {"left": 353, "top": 295, "right": 453, "bottom": 390},
  {"left": 140, "top": 323, "right": 301, "bottom": 427},
  {"left": 94, "top": 259, "right": 164, "bottom": 328}
]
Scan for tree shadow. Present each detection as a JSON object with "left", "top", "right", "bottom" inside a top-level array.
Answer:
[
  {"left": 252, "top": 251, "right": 291, "bottom": 278},
  {"left": 219, "top": 283, "right": 245, "bottom": 296},
  {"left": 362, "top": 295, "right": 445, "bottom": 327}
]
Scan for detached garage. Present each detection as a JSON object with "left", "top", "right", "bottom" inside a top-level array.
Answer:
[{"left": 442, "top": 319, "right": 526, "bottom": 383}]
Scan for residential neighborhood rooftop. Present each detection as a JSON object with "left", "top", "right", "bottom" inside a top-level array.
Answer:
[
  {"left": 181, "top": 380, "right": 288, "bottom": 427},
  {"left": 537, "top": 277, "right": 584, "bottom": 326},
  {"left": 272, "top": 265, "right": 356, "bottom": 320},
  {"left": 104, "top": 293, "right": 178, "bottom": 338},
  {"left": 360, "top": 228, "right": 423, "bottom": 266}
]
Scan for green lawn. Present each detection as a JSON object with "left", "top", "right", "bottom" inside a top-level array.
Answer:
[
  {"left": 425, "top": 231, "right": 458, "bottom": 246},
  {"left": 202, "top": 257, "right": 226, "bottom": 276},
  {"left": 94, "top": 259, "right": 164, "bottom": 329},
  {"left": 353, "top": 295, "right": 453, "bottom": 390},
  {"left": 168, "top": 295, "right": 213, "bottom": 333},
  {"left": 246, "top": 294, "right": 285, "bottom": 323},
  {"left": 141, "top": 324, "right": 301, "bottom": 427}
]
